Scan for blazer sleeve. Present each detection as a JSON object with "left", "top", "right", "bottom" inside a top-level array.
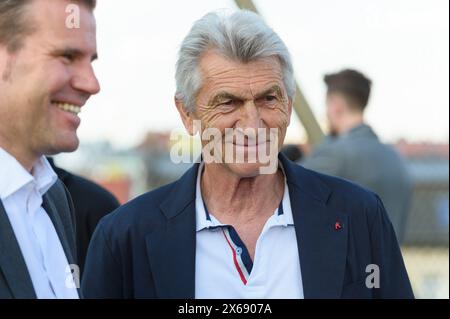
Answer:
[
  {"left": 370, "top": 195, "right": 414, "bottom": 298},
  {"left": 81, "top": 219, "right": 123, "bottom": 298}
]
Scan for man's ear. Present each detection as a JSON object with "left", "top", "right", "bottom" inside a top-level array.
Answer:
[
  {"left": 175, "top": 96, "right": 196, "bottom": 135},
  {"left": 335, "top": 95, "right": 348, "bottom": 116},
  {"left": 0, "top": 45, "right": 19, "bottom": 83},
  {"left": 0, "top": 46, "right": 11, "bottom": 82}
]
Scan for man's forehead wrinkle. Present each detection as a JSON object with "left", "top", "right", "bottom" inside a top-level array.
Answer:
[
  {"left": 205, "top": 67, "right": 249, "bottom": 83},
  {"left": 208, "top": 74, "right": 282, "bottom": 91},
  {"left": 248, "top": 67, "right": 284, "bottom": 96},
  {"left": 201, "top": 55, "right": 285, "bottom": 103}
]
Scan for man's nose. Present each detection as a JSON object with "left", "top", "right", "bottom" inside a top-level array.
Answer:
[
  {"left": 240, "top": 100, "right": 263, "bottom": 129},
  {"left": 72, "top": 63, "right": 101, "bottom": 96}
]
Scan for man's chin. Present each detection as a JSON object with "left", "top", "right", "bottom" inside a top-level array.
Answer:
[
  {"left": 224, "top": 162, "right": 274, "bottom": 178},
  {"left": 45, "top": 136, "right": 79, "bottom": 155}
]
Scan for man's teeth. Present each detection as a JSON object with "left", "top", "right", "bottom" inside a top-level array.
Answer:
[{"left": 54, "top": 103, "right": 81, "bottom": 115}]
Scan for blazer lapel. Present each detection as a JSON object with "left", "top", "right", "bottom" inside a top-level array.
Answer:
[
  {"left": 281, "top": 155, "right": 348, "bottom": 299},
  {"left": 42, "top": 191, "right": 76, "bottom": 266},
  {"left": 0, "top": 200, "right": 36, "bottom": 299},
  {"left": 145, "top": 164, "right": 199, "bottom": 299},
  {"left": 42, "top": 184, "right": 81, "bottom": 297}
]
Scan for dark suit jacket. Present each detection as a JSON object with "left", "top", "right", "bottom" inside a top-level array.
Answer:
[
  {"left": 0, "top": 180, "right": 77, "bottom": 299},
  {"left": 82, "top": 154, "right": 414, "bottom": 299},
  {"left": 48, "top": 158, "right": 120, "bottom": 277}
]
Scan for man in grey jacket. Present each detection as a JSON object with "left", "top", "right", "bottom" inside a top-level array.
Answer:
[{"left": 301, "top": 69, "right": 412, "bottom": 242}]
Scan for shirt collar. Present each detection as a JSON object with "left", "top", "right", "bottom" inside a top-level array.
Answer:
[
  {"left": 278, "top": 166, "right": 294, "bottom": 226},
  {"left": 0, "top": 148, "right": 57, "bottom": 200},
  {"left": 195, "top": 161, "right": 294, "bottom": 232}
]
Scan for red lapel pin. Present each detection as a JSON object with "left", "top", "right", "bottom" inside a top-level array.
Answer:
[{"left": 335, "top": 221, "right": 342, "bottom": 230}]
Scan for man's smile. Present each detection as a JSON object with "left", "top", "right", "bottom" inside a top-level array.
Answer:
[{"left": 52, "top": 101, "right": 82, "bottom": 115}]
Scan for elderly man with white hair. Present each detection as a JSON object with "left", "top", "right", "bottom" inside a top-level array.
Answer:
[{"left": 82, "top": 10, "right": 413, "bottom": 299}]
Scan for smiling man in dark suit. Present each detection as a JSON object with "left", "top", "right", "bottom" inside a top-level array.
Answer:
[
  {"left": 82, "top": 10, "right": 413, "bottom": 299},
  {"left": 0, "top": 0, "right": 100, "bottom": 298}
]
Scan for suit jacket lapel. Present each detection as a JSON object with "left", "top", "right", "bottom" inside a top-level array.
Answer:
[
  {"left": 281, "top": 155, "right": 348, "bottom": 299},
  {"left": 42, "top": 184, "right": 82, "bottom": 297},
  {"left": 0, "top": 200, "right": 36, "bottom": 299},
  {"left": 145, "top": 164, "right": 198, "bottom": 299},
  {"left": 42, "top": 190, "right": 76, "bottom": 267}
]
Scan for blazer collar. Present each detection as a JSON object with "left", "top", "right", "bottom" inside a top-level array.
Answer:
[{"left": 147, "top": 154, "right": 348, "bottom": 298}]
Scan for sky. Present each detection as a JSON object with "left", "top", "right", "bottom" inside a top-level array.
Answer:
[{"left": 77, "top": 0, "right": 449, "bottom": 148}]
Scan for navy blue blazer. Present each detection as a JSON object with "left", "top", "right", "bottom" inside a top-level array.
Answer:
[{"left": 82, "top": 154, "right": 414, "bottom": 299}]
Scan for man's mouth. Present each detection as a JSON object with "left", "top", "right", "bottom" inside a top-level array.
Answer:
[
  {"left": 233, "top": 140, "right": 269, "bottom": 147},
  {"left": 52, "top": 102, "right": 81, "bottom": 115}
]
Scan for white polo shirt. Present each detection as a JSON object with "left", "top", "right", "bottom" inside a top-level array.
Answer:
[
  {"left": 0, "top": 148, "right": 79, "bottom": 299},
  {"left": 195, "top": 163, "right": 304, "bottom": 299}
]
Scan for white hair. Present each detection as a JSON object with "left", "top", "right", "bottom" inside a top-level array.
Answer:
[{"left": 175, "top": 10, "right": 296, "bottom": 111}]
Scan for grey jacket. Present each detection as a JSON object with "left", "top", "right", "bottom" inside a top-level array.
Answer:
[
  {"left": 300, "top": 124, "right": 412, "bottom": 242},
  {"left": 0, "top": 180, "right": 77, "bottom": 299}
]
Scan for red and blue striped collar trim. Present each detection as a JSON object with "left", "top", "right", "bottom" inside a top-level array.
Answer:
[{"left": 201, "top": 200, "right": 285, "bottom": 285}]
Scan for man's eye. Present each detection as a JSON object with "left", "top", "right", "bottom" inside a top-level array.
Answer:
[
  {"left": 220, "top": 100, "right": 234, "bottom": 106},
  {"left": 61, "top": 53, "right": 75, "bottom": 62},
  {"left": 265, "top": 95, "right": 277, "bottom": 102}
]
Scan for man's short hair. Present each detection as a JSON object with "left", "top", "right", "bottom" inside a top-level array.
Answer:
[
  {"left": 175, "top": 10, "right": 295, "bottom": 112},
  {"left": 0, "top": 0, "right": 96, "bottom": 52},
  {"left": 324, "top": 69, "right": 372, "bottom": 112}
]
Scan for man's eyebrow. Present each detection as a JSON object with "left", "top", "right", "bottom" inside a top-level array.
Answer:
[
  {"left": 208, "top": 92, "right": 242, "bottom": 106},
  {"left": 208, "top": 85, "right": 284, "bottom": 105},
  {"left": 254, "top": 85, "right": 284, "bottom": 99},
  {"left": 55, "top": 48, "right": 98, "bottom": 62}
]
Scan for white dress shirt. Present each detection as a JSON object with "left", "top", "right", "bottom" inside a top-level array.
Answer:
[
  {"left": 195, "top": 163, "right": 304, "bottom": 299},
  {"left": 0, "top": 148, "right": 79, "bottom": 299}
]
